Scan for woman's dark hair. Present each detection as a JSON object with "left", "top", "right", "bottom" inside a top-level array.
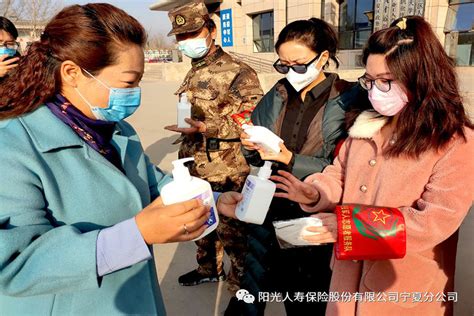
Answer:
[
  {"left": 0, "top": 3, "right": 146, "bottom": 119},
  {"left": 354, "top": 15, "right": 472, "bottom": 157},
  {"left": 275, "top": 18, "right": 339, "bottom": 68},
  {"left": 0, "top": 16, "right": 18, "bottom": 39}
]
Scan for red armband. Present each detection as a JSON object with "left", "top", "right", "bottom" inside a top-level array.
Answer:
[{"left": 335, "top": 204, "right": 406, "bottom": 260}]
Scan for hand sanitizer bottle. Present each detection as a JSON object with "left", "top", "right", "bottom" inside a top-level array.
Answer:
[
  {"left": 160, "top": 157, "right": 218, "bottom": 240},
  {"left": 177, "top": 93, "right": 191, "bottom": 128},
  {"left": 236, "top": 161, "right": 276, "bottom": 225}
]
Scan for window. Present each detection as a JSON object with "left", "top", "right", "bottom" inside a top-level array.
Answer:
[
  {"left": 252, "top": 11, "right": 274, "bottom": 53},
  {"left": 445, "top": 1, "right": 474, "bottom": 65},
  {"left": 339, "top": 0, "right": 375, "bottom": 49}
]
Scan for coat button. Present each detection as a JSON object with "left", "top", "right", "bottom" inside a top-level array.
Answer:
[
  {"left": 369, "top": 159, "right": 376, "bottom": 166},
  {"left": 360, "top": 185, "right": 367, "bottom": 193}
]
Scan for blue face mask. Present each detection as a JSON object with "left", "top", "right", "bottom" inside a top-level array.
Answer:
[
  {"left": 178, "top": 32, "right": 211, "bottom": 59},
  {"left": 0, "top": 47, "right": 17, "bottom": 57},
  {"left": 74, "top": 69, "right": 141, "bottom": 122}
]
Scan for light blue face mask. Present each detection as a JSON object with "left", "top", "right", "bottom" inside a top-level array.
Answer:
[
  {"left": 74, "top": 69, "right": 141, "bottom": 122},
  {"left": 0, "top": 47, "right": 17, "bottom": 57},
  {"left": 178, "top": 32, "right": 211, "bottom": 59}
]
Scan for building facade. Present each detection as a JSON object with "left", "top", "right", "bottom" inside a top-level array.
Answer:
[{"left": 151, "top": 0, "right": 473, "bottom": 69}]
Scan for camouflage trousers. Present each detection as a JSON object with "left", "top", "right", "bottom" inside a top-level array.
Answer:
[{"left": 195, "top": 181, "right": 248, "bottom": 294}]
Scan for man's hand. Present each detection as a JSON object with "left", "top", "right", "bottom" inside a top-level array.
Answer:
[{"left": 165, "top": 118, "right": 206, "bottom": 135}]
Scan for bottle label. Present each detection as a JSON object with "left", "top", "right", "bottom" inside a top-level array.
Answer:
[
  {"left": 237, "top": 179, "right": 254, "bottom": 214},
  {"left": 193, "top": 190, "right": 217, "bottom": 226}
]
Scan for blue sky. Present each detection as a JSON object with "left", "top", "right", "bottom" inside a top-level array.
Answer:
[{"left": 63, "top": 0, "right": 173, "bottom": 37}]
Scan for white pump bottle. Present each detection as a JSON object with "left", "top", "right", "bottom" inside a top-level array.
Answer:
[
  {"left": 177, "top": 93, "right": 191, "bottom": 128},
  {"left": 160, "top": 157, "right": 218, "bottom": 240},
  {"left": 235, "top": 161, "right": 276, "bottom": 225}
]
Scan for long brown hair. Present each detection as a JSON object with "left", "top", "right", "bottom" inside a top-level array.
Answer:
[
  {"left": 355, "top": 16, "right": 472, "bottom": 157},
  {"left": 0, "top": 3, "right": 146, "bottom": 120}
]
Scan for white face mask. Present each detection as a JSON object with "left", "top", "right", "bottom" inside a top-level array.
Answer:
[
  {"left": 368, "top": 83, "right": 408, "bottom": 116},
  {"left": 178, "top": 32, "right": 211, "bottom": 59},
  {"left": 285, "top": 54, "right": 323, "bottom": 92}
]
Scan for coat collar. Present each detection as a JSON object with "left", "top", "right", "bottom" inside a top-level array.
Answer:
[
  {"left": 191, "top": 45, "right": 224, "bottom": 69},
  {"left": 348, "top": 110, "right": 389, "bottom": 139},
  {"left": 20, "top": 105, "right": 129, "bottom": 161},
  {"left": 20, "top": 105, "right": 84, "bottom": 152}
]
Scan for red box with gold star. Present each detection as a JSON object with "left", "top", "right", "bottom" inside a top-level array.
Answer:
[{"left": 335, "top": 204, "right": 406, "bottom": 260}]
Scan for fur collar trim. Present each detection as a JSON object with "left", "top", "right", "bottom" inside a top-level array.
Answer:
[{"left": 348, "top": 111, "right": 388, "bottom": 139}]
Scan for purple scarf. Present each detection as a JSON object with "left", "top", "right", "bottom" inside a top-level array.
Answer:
[{"left": 46, "top": 94, "right": 124, "bottom": 172}]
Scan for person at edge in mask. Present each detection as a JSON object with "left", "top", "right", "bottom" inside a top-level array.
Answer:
[
  {"left": 229, "top": 18, "right": 369, "bottom": 316},
  {"left": 269, "top": 16, "right": 473, "bottom": 315},
  {"left": 0, "top": 4, "right": 242, "bottom": 315},
  {"left": 164, "top": 1, "right": 263, "bottom": 294},
  {"left": 0, "top": 16, "right": 20, "bottom": 79}
]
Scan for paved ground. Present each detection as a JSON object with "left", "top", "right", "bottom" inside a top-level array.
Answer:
[{"left": 127, "top": 76, "right": 473, "bottom": 316}]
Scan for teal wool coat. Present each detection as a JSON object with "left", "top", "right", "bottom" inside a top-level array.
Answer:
[{"left": 0, "top": 106, "right": 172, "bottom": 315}]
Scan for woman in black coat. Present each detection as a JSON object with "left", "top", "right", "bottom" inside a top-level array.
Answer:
[{"left": 226, "top": 18, "right": 369, "bottom": 316}]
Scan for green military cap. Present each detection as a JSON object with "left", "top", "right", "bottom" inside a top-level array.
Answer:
[{"left": 167, "top": 2, "right": 210, "bottom": 36}]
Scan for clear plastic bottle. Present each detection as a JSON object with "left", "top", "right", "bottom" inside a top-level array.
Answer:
[
  {"left": 160, "top": 157, "right": 218, "bottom": 240},
  {"left": 236, "top": 161, "right": 276, "bottom": 224},
  {"left": 177, "top": 93, "right": 191, "bottom": 128}
]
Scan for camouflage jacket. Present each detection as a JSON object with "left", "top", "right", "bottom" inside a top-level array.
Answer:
[{"left": 175, "top": 46, "right": 263, "bottom": 191}]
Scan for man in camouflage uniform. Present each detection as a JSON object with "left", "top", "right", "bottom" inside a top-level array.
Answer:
[{"left": 164, "top": 1, "right": 263, "bottom": 293}]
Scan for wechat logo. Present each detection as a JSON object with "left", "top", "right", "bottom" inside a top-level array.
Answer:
[{"left": 236, "top": 289, "right": 255, "bottom": 304}]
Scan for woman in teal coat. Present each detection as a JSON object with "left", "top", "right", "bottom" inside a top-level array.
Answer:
[{"left": 0, "top": 4, "right": 239, "bottom": 315}]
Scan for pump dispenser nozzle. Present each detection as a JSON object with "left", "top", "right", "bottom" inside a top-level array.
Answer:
[
  {"left": 257, "top": 161, "right": 273, "bottom": 179},
  {"left": 180, "top": 93, "right": 188, "bottom": 103},
  {"left": 171, "top": 157, "right": 194, "bottom": 182}
]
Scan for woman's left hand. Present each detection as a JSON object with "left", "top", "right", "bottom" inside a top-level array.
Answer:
[
  {"left": 302, "top": 213, "right": 337, "bottom": 244},
  {"left": 258, "top": 142, "right": 293, "bottom": 165},
  {"left": 216, "top": 191, "right": 243, "bottom": 219}
]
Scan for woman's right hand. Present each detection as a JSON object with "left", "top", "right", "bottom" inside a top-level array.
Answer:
[
  {"left": 240, "top": 131, "right": 259, "bottom": 151},
  {"left": 135, "top": 197, "right": 210, "bottom": 244},
  {"left": 0, "top": 55, "right": 19, "bottom": 78},
  {"left": 271, "top": 170, "right": 321, "bottom": 205}
]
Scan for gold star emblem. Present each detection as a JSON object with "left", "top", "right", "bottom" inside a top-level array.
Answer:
[
  {"left": 372, "top": 210, "right": 391, "bottom": 225},
  {"left": 175, "top": 15, "right": 186, "bottom": 26}
]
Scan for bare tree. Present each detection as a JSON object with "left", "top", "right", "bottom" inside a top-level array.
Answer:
[
  {"left": 17, "top": 0, "right": 63, "bottom": 38},
  {"left": 1, "top": 0, "right": 23, "bottom": 20},
  {"left": 146, "top": 29, "right": 175, "bottom": 50}
]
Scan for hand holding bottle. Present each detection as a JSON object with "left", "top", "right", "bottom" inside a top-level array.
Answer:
[
  {"left": 216, "top": 191, "right": 243, "bottom": 219},
  {"left": 135, "top": 196, "right": 210, "bottom": 244},
  {"left": 271, "top": 170, "right": 320, "bottom": 205},
  {"left": 240, "top": 131, "right": 260, "bottom": 151},
  {"left": 164, "top": 118, "right": 207, "bottom": 134},
  {"left": 258, "top": 142, "right": 293, "bottom": 165}
]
